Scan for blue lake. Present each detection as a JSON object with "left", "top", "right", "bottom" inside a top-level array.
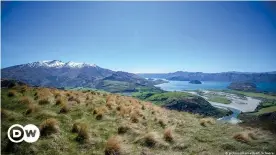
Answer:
[{"left": 156, "top": 80, "right": 276, "bottom": 92}]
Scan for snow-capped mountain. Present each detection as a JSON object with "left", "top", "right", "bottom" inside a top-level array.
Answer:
[
  {"left": 1, "top": 60, "right": 158, "bottom": 92},
  {"left": 24, "top": 60, "right": 97, "bottom": 68},
  {"left": 2, "top": 60, "right": 114, "bottom": 88}
]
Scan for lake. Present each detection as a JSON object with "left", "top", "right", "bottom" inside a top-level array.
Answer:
[{"left": 155, "top": 80, "right": 276, "bottom": 92}]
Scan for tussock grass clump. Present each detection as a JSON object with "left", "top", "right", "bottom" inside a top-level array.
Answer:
[
  {"left": 130, "top": 114, "right": 139, "bottom": 123},
  {"left": 68, "top": 96, "right": 81, "bottom": 104},
  {"left": 248, "top": 132, "right": 258, "bottom": 140},
  {"left": 118, "top": 125, "right": 130, "bottom": 134},
  {"left": 105, "top": 136, "right": 122, "bottom": 155},
  {"left": 60, "top": 103, "right": 70, "bottom": 113},
  {"left": 18, "top": 96, "right": 33, "bottom": 105},
  {"left": 96, "top": 111, "right": 104, "bottom": 120},
  {"left": 1, "top": 108, "right": 9, "bottom": 119},
  {"left": 25, "top": 104, "right": 39, "bottom": 115},
  {"left": 19, "top": 85, "right": 28, "bottom": 93},
  {"left": 164, "top": 128, "right": 174, "bottom": 142},
  {"left": 233, "top": 131, "right": 257, "bottom": 143},
  {"left": 55, "top": 97, "right": 65, "bottom": 105},
  {"left": 75, "top": 123, "right": 90, "bottom": 143},
  {"left": 72, "top": 122, "right": 81, "bottom": 133},
  {"left": 200, "top": 118, "right": 216, "bottom": 127},
  {"left": 158, "top": 119, "right": 166, "bottom": 128},
  {"left": 233, "top": 132, "right": 250, "bottom": 143},
  {"left": 143, "top": 132, "right": 158, "bottom": 147},
  {"left": 7, "top": 90, "right": 17, "bottom": 97},
  {"left": 40, "top": 118, "right": 59, "bottom": 136},
  {"left": 54, "top": 93, "right": 61, "bottom": 99},
  {"left": 38, "top": 98, "right": 50, "bottom": 105}
]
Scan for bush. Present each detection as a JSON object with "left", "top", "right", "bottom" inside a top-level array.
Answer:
[
  {"left": 105, "top": 136, "right": 122, "bottom": 155},
  {"left": 40, "top": 118, "right": 59, "bottom": 136}
]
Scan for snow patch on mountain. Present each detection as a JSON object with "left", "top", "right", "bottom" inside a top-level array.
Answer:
[{"left": 26, "top": 60, "right": 97, "bottom": 68}]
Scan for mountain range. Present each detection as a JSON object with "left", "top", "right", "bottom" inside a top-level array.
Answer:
[
  {"left": 2, "top": 60, "right": 276, "bottom": 93},
  {"left": 138, "top": 71, "right": 276, "bottom": 82},
  {"left": 1, "top": 60, "right": 160, "bottom": 93}
]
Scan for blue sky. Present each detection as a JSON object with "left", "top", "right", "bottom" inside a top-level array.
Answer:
[{"left": 1, "top": 2, "right": 276, "bottom": 73}]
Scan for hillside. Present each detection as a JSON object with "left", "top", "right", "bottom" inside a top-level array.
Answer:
[
  {"left": 2, "top": 83, "right": 276, "bottom": 155},
  {"left": 132, "top": 92, "right": 231, "bottom": 118},
  {"left": 1, "top": 60, "right": 161, "bottom": 93}
]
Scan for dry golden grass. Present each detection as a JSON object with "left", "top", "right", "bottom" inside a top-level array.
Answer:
[
  {"left": 72, "top": 122, "right": 81, "bottom": 133},
  {"left": 106, "top": 101, "right": 114, "bottom": 110},
  {"left": 75, "top": 123, "right": 90, "bottom": 143},
  {"left": 96, "top": 111, "right": 104, "bottom": 120},
  {"left": 40, "top": 118, "right": 59, "bottom": 136},
  {"left": 200, "top": 118, "right": 216, "bottom": 127},
  {"left": 105, "top": 136, "right": 122, "bottom": 155},
  {"left": 158, "top": 119, "right": 166, "bottom": 128},
  {"left": 143, "top": 132, "right": 158, "bottom": 147},
  {"left": 118, "top": 125, "right": 130, "bottom": 134},
  {"left": 1, "top": 108, "right": 9, "bottom": 119},
  {"left": 25, "top": 103, "right": 39, "bottom": 115},
  {"left": 130, "top": 114, "right": 139, "bottom": 123},
  {"left": 163, "top": 128, "right": 174, "bottom": 142},
  {"left": 18, "top": 96, "right": 33, "bottom": 105},
  {"left": 38, "top": 98, "right": 50, "bottom": 105},
  {"left": 233, "top": 132, "right": 250, "bottom": 143},
  {"left": 233, "top": 131, "right": 258, "bottom": 143},
  {"left": 60, "top": 103, "right": 70, "bottom": 113},
  {"left": 54, "top": 92, "right": 61, "bottom": 99},
  {"left": 55, "top": 97, "right": 65, "bottom": 105},
  {"left": 7, "top": 90, "right": 17, "bottom": 97}
]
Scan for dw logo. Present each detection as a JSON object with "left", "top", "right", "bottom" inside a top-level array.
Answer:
[{"left": 7, "top": 124, "right": 40, "bottom": 143}]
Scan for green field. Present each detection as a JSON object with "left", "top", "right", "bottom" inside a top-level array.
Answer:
[
  {"left": 224, "top": 90, "right": 276, "bottom": 100},
  {"left": 208, "top": 97, "right": 231, "bottom": 104},
  {"left": 254, "top": 106, "right": 276, "bottom": 115}
]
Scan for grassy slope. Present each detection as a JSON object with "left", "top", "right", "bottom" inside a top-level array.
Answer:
[
  {"left": 1, "top": 85, "right": 276, "bottom": 155},
  {"left": 133, "top": 91, "right": 230, "bottom": 118}
]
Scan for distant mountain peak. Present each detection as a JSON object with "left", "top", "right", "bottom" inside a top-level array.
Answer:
[{"left": 25, "top": 60, "right": 97, "bottom": 68}]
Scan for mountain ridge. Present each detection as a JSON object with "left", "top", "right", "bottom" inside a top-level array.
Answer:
[
  {"left": 138, "top": 71, "right": 276, "bottom": 82},
  {"left": 1, "top": 60, "right": 162, "bottom": 93}
]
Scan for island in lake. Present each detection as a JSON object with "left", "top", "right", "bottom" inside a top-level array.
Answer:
[
  {"left": 227, "top": 82, "right": 257, "bottom": 92},
  {"left": 189, "top": 80, "right": 202, "bottom": 84}
]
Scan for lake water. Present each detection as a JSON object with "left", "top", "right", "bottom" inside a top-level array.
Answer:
[{"left": 155, "top": 80, "right": 276, "bottom": 92}]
